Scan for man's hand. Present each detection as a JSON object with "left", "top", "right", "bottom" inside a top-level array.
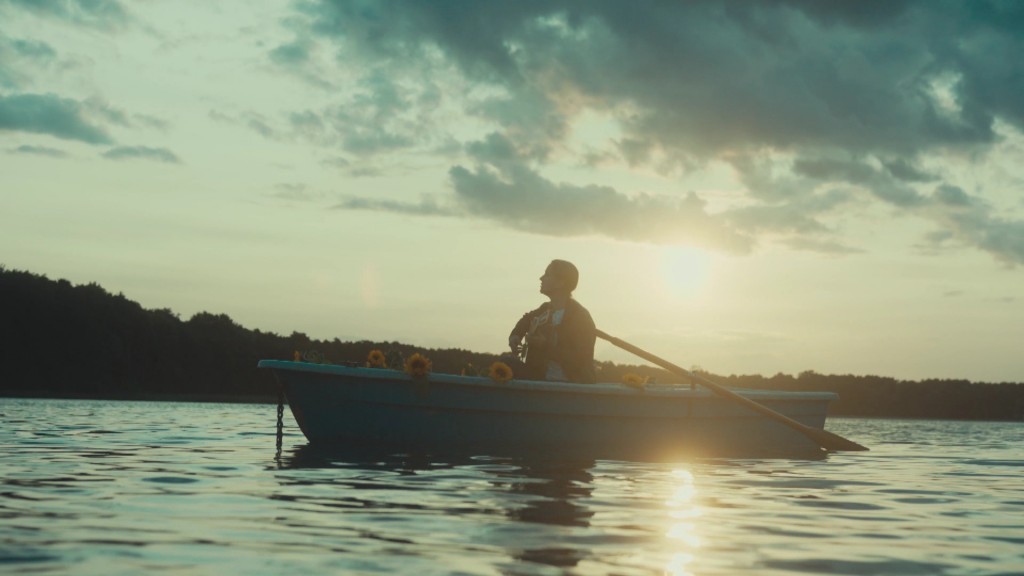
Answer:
[{"left": 509, "top": 334, "right": 522, "bottom": 354}]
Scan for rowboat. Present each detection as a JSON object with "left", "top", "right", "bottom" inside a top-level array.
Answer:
[{"left": 258, "top": 360, "right": 840, "bottom": 459}]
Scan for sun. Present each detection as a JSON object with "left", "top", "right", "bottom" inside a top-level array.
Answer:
[{"left": 657, "top": 247, "right": 712, "bottom": 301}]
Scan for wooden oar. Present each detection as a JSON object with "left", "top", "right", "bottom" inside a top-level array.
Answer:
[{"left": 595, "top": 329, "right": 868, "bottom": 452}]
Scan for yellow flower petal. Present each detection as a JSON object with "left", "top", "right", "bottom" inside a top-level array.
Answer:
[
  {"left": 489, "top": 361, "right": 513, "bottom": 383},
  {"left": 367, "top": 349, "right": 387, "bottom": 368},
  {"left": 404, "top": 353, "right": 432, "bottom": 377}
]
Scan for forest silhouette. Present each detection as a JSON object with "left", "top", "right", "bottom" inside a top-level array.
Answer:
[{"left": 1, "top": 266, "right": 1021, "bottom": 420}]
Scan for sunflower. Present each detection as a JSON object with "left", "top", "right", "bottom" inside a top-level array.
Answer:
[
  {"left": 622, "top": 373, "right": 646, "bottom": 390},
  {"left": 404, "top": 353, "right": 432, "bottom": 377},
  {"left": 367, "top": 349, "right": 387, "bottom": 368},
  {"left": 488, "top": 361, "right": 513, "bottom": 383}
]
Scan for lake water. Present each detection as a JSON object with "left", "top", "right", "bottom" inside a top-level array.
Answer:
[{"left": 1, "top": 399, "right": 1021, "bottom": 575}]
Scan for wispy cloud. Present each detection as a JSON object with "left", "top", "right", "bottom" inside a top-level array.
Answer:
[
  {"left": 924, "top": 184, "right": 1024, "bottom": 266},
  {"left": 333, "top": 194, "right": 460, "bottom": 217},
  {"left": 8, "top": 144, "right": 68, "bottom": 157},
  {"left": 0, "top": 34, "right": 58, "bottom": 88},
  {"left": 0, "top": 0, "right": 134, "bottom": 31},
  {"left": 269, "top": 183, "right": 325, "bottom": 203},
  {"left": 101, "top": 145, "right": 181, "bottom": 164}
]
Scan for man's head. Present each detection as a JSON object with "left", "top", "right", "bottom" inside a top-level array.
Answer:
[{"left": 540, "top": 259, "right": 579, "bottom": 297}]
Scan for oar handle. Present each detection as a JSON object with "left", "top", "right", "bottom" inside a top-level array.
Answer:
[{"left": 595, "top": 329, "right": 868, "bottom": 452}]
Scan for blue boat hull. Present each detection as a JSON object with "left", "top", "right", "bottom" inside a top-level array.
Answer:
[{"left": 258, "top": 361, "right": 838, "bottom": 459}]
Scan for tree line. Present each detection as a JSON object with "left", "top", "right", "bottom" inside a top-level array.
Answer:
[{"left": 1, "top": 266, "right": 1021, "bottom": 420}]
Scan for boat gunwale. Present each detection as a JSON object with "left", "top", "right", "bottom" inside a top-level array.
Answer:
[{"left": 257, "top": 360, "right": 838, "bottom": 402}]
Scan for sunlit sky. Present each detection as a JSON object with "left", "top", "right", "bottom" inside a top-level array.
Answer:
[{"left": 2, "top": 1, "right": 1023, "bottom": 382}]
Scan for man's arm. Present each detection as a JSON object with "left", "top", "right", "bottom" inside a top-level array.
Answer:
[{"left": 509, "top": 305, "right": 544, "bottom": 352}]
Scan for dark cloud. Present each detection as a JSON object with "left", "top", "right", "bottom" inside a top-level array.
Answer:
[
  {"left": 101, "top": 145, "right": 181, "bottom": 164},
  {"left": 882, "top": 158, "right": 939, "bottom": 183},
  {"left": 295, "top": 0, "right": 1024, "bottom": 264},
  {"left": 465, "top": 132, "right": 522, "bottom": 166},
  {"left": 791, "top": 157, "right": 925, "bottom": 207},
  {"left": 8, "top": 144, "right": 68, "bottom": 157},
  {"left": 932, "top": 184, "right": 972, "bottom": 207},
  {"left": 269, "top": 39, "right": 312, "bottom": 67},
  {"left": 8, "top": 37, "right": 56, "bottom": 59},
  {"left": 0, "top": 92, "right": 113, "bottom": 144},
  {"left": 771, "top": 0, "right": 917, "bottom": 28},
  {"left": 297, "top": 0, "right": 1021, "bottom": 158},
  {"left": 0, "top": 0, "right": 133, "bottom": 30}
]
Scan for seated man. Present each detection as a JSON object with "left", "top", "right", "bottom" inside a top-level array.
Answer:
[{"left": 508, "top": 260, "right": 597, "bottom": 383}]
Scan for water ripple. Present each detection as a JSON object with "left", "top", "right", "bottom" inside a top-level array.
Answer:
[{"left": 1, "top": 399, "right": 1022, "bottom": 575}]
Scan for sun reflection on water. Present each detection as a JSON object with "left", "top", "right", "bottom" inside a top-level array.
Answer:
[
  {"left": 664, "top": 468, "right": 702, "bottom": 575},
  {"left": 666, "top": 552, "right": 696, "bottom": 576}
]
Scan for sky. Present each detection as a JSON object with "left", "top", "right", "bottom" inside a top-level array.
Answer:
[{"left": 2, "top": 0, "right": 1023, "bottom": 383}]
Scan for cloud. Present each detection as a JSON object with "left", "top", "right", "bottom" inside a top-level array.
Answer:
[
  {"left": 131, "top": 113, "right": 169, "bottom": 131},
  {"left": 8, "top": 144, "right": 68, "bottom": 157},
  {"left": 0, "top": 92, "right": 113, "bottom": 144},
  {"left": 333, "top": 194, "right": 460, "bottom": 217},
  {"left": 0, "top": 0, "right": 133, "bottom": 31},
  {"left": 882, "top": 158, "right": 939, "bottom": 184},
  {"left": 267, "top": 37, "right": 336, "bottom": 90},
  {"left": 292, "top": 0, "right": 1024, "bottom": 264},
  {"left": 101, "top": 145, "right": 181, "bottom": 164},
  {"left": 6, "top": 36, "right": 56, "bottom": 60},
  {"left": 269, "top": 39, "right": 312, "bottom": 67},
  {"left": 791, "top": 157, "right": 925, "bottom": 208},
  {"left": 336, "top": 146, "right": 754, "bottom": 252},
  {"left": 0, "top": 34, "right": 58, "bottom": 88},
  {"left": 924, "top": 184, "right": 1024, "bottom": 266},
  {"left": 296, "top": 1, "right": 1023, "bottom": 157},
  {"left": 286, "top": 70, "right": 443, "bottom": 155},
  {"left": 449, "top": 161, "right": 753, "bottom": 252},
  {"left": 210, "top": 109, "right": 283, "bottom": 140}
]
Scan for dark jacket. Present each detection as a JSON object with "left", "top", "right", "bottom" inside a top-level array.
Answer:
[{"left": 510, "top": 299, "right": 596, "bottom": 383}]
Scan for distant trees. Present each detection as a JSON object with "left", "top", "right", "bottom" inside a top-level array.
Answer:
[
  {"left": 713, "top": 372, "right": 1024, "bottom": 421},
  {"left": 0, "top": 266, "right": 1021, "bottom": 420}
]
